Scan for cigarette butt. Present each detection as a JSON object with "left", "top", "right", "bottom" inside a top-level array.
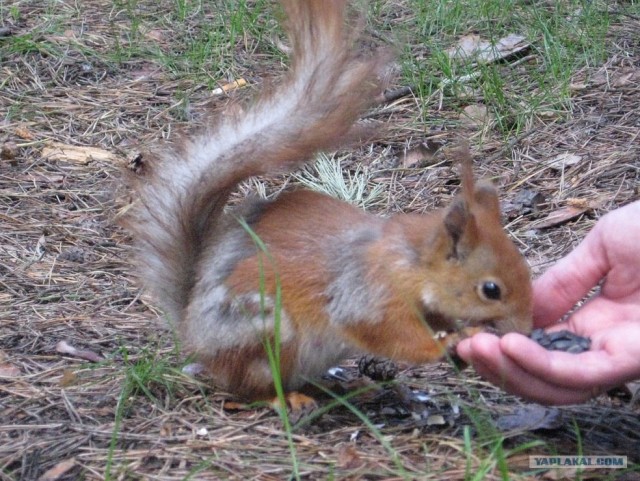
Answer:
[{"left": 212, "top": 78, "right": 247, "bottom": 95}]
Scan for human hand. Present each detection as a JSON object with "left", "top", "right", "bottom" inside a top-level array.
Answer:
[{"left": 457, "top": 200, "right": 640, "bottom": 404}]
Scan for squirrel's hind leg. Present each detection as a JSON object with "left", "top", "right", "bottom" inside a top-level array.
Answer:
[
  {"left": 269, "top": 391, "right": 318, "bottom": 418},
  {"left": 198, "top": 341, "right": 303, "bottom": 401},
  {"left": 199, "top": 343, "right": 323, "bottom": 419}
]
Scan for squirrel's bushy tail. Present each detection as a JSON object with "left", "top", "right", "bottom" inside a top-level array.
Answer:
[{"left": 126, "top": 0, "right": 388, "bottom": 324}]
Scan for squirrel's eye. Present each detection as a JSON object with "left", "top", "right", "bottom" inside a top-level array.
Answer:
[{"left": 480, "top": 281, "right": 501, "bottom": 301}]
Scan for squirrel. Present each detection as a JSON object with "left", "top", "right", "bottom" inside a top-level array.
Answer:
[{"left": 125, "top": 0, "right": 533, "bottom": 410}]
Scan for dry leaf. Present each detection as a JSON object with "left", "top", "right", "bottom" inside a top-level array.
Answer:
[
  {"left": 38, "top": 459, "right": 76, "bottom": 481},
  {"left": 222, "top": 401, "right": 252, "bottom": 411},
  {"left": 565, "top": 198, "right": 590, "bottom": 209},
  {"left": 160, "top": 423, "right": 173, "bottom": 437},
  {"left": 448, "top": 33, "right": 529, "bottom": 64},
  {"left": 487, "top": 33, "right": 529, "bottom": 62},
  {"left": 448, "top": 34, "right": 484, "bottom": 58},
  {"left": 460, "top": 104, "right": 490, "bottom": 127},
  {"left": 1, "top": 141, "right": 18, "bottom": 160},
  {"left": 426, "top": 414, "right": 446, "bottom": 426},
  {"left": 0, "top": 363, "right": 20, "bottom": 377},
  {"left": 504, "top": 188, "right": 546, "bottom": 218},
  {"left": 35, "top": 234, "right": 47, "bottom": 260},
  {"left": 336, "top": 444, "right": 364, "bottom": 469},
  {"left": 538, "top": 110, "right": 559, "bottom": 119},
  {"left": 128, "top": 63, "right": 162, "bottom": 82},
  {"left": 612, "top": 68, "right": 640, "bottom": 88},
  {"left": 568, "top": 196, "right": 605, "bottom": 211},
  {"left": 589, "top": 69, "right": 609, "bottom": 87},
  {"left": 15, "top": 125, "right": 34, "bottom": 140},
  {"left": 627, "top": 381, "right": 640, "bottom": 405},
  {"left": 495, "top": 405, "right": 562, "bottom": 432},
  {"left": 41, "top": 142, "right": 118, "bottom": 164},
  {"left": 59, "top": 370, "right": 78, "bottom": 387},
  {"left": 402, "top": 142, "right": 439, "bottom": 168},
  {"left": 182, "top": 362, "right": 205, "bottom": 376},
  {"left": 548, "top": 153, "right": 581, "bottom": 171},
  {"left": 145, "top": 29, "right": 165, "bottom": 42},
  {"left": 534, "top": 205, "right": 589, "bottom": 230}
]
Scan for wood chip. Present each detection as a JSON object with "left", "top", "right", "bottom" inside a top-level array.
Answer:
[
  {"left": 56, "top": 340, "right": 104, "bottom": 363},
  {"left": 38, "top": 459, "right": 76, "bottom": 481},
  {"left": 41, "top": 142, "right": 118, "bottom": 164}
]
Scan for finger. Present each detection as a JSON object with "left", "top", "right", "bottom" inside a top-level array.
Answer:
[
  {"left": 456, "top": 333, "right": 503, "bottom": 383},
  {"left": 500, "top": 333, "right": 620, "bottom": 389},
  {"left": 456, "top": 338, "right": 474, "bottom": 363},
  {"left": 533, "top": 224, "right": 609, "bottom": 326},
  {"left": 465, "top": 334, "right": 597, "bottom": 404},
  {"left": 472, "top": 352, "right": 596, "bottom": 405}
]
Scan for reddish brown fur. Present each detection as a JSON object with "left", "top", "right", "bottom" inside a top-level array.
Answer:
[
  {"left": 128, "top": 0, "right": 533, "bottom": 405},
  {"left": 222, "top": 185, "right": 532, "bottom": 398},
  {"left": 201, "top": 341, "right": 300, "bottom": 400}
]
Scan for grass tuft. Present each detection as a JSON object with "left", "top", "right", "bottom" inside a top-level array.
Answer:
[{"left": 293, "top": 153, "right": 385, "bottom": 209}]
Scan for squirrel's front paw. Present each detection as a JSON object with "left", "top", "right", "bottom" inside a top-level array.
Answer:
[{"left": 437, "top": 326, "right": 485, "bottom": 369}]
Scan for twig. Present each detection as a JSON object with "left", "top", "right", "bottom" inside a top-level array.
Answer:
[{"left": 378, "top": 85, "right": 416, "bottom": 104}]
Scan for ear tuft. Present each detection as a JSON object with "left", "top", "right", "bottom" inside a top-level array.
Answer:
[
  {"left": 443, "top": 197, "right": 467, "bottom": 246},
  {"left": 443, "top": 197, "right": 477, "bottom": 259},
  {"left": 474, "top": 180, "right": 501, "bottom": 221},
  {"left": 442, "top": 141, "right": 485, "bottom": 259}
]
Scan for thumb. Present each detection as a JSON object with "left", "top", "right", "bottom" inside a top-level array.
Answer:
[{"left": 533, "top": 223, "right": 608, "bottom": 326}]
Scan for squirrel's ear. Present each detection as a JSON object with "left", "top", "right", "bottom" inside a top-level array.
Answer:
[
  {"left": 474, "top": 180, "right": 501, "bottom": 222},
  {"left": 443, "top": 196, "right": 478, "bottom": 260}
]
